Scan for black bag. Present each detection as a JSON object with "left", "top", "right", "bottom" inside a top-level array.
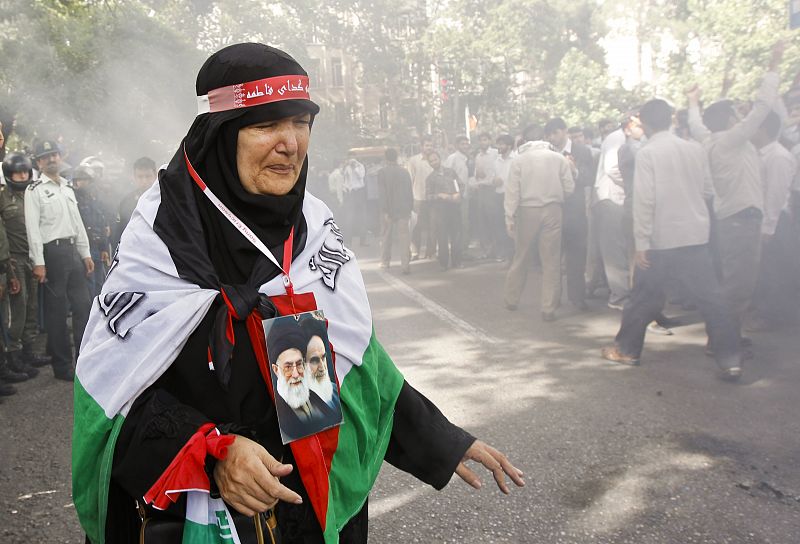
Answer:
[{"left": 138, "top": 502, "right": 281, "bottom": 544}]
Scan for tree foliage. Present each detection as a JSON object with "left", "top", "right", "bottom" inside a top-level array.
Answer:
[{"left": 0, "top": 0, "right": 797, "bottom": 159}]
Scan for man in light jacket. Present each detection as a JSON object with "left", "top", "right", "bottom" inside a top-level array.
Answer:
[
  {"left": 504, "top": 125, "right": 573, "bottom": 321},
  {"left": 602, "top": 99, "right": 743, "bottom": 380}
]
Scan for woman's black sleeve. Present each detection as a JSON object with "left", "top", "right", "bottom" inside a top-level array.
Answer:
[
  {"left": 111, "top": 387, "right": 210, "bottom": 501},
  {"left": 384, "top": 381, "right": 475, "bottom": 490}
]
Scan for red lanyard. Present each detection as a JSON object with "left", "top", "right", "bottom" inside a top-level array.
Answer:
[{"left": 185, "top": 146, "right": 295, "bottom": 295}]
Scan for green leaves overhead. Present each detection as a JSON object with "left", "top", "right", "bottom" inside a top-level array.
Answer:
[{"left": 0, "top": 0, "right": 797, "bottom": 156}]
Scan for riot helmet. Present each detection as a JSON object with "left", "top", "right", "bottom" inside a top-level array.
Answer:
[
  {"left": 2, "top": 152, "right": 33, "bottom": 191},
  {"left": 79, "top": 156, "right": 105, "bottom": 181}
]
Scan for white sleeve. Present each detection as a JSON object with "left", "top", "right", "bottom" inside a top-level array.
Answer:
[{"left": 24, "top": 189, "right": 45, "bottom": 266}]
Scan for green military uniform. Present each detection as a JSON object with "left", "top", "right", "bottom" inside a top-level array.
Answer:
[{"left": 0, "top": 186, "right": 39, "bottom": 355}]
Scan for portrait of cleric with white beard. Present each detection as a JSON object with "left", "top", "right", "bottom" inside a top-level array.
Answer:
[
  {"left": 266, "top": 314, "right": 342, "bottom": 444},
  {"left": 300, "top": 315, "right": 341, "bottom": 412}
]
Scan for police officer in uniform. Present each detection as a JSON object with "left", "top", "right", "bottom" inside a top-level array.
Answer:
[
  {"left": 25, "top": 141, "right": 93, "bottom": 381},
  {"left": 1, "top": 152, "right": 52, "bottom": 375},
  {"left": 0, "top": 154, "right": 32, "bottom": 399},
  {"left": 71, "top": 165, "right": 111, "bottom": 298}
]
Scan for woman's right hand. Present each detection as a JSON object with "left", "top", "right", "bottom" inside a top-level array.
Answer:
[{"left": 213, "top": 435, "right": 303, "bottom": 516}]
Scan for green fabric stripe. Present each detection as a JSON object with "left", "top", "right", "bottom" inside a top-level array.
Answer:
[
  {"left": 72, "top": 379, "right": 124, "bottom": 544},
  {"left": 323, "top": 332, "right": 404, "bottom": 543},
  {"left": 182, "top": 518, "right": 227, "bottom": 544}
]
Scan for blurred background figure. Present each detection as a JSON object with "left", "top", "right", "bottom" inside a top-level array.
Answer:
[{"left": 377, "top": 147, "right": 413, "bottom": 274}]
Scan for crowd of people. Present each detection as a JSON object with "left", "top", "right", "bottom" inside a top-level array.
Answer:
[
  {"left": 0, "top": 134, "right": 157, "bottom": 399},
  {"left": 1, "top": 35, "right": 798, "bottom": 543},
  {"left": 326, "top": 43, "right": 799, "bottom": 381},
  {"left": 0, "top": 43, "right": 798, "bottom": 403}
]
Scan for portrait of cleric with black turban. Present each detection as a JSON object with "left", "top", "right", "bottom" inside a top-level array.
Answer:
[{"left": 265, "top": 312, "right": 342, "bottom": 443}]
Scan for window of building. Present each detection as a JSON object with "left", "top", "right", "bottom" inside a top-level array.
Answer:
[
  {"left": 308, "top": 59, "right": 322, "bottom": 88},
  {"left": 331, "top": 58, "right": 344, "bottom": 87}
]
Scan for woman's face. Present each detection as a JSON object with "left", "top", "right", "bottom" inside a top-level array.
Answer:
[{"left": 236, "top": 112, "right": 312, "bottom": 196}]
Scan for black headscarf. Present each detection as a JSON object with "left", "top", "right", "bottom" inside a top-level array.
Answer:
[{"left": 156, "top": 43, "right": 320, "bottom": 286}]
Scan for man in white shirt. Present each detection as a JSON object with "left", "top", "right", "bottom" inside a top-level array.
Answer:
[
  {"left": 341, "top": 155, "right": 368, "bottom": 246},
  {"left": 327, "top": 161, "right": 345, "bottom": 215},
  {"left": 25, "top": 140, "right": 93, "bottom": 380},
  {"left": 444, "top": 137, "right": 470, "bottom": 186},
  {"left": 592, "top": 124, "right": 629, "bottom": 309},
  {"left": 473, "top": 133, "right": 499, "bottom": 257},
  {"left": 749, "top": 111, "right": 799, "bottom": 329},
  {"left": 492, "top": 134, "right": 516, "bottom": 261},
  {"left": 444, "top": 136, "right": 471, "bottom": 253},
  {"left": 407, "top": 136, "right": 436, "bottom": 259},
  {"left": 601, "top": 100, "right": 743, "bottom": 380}
]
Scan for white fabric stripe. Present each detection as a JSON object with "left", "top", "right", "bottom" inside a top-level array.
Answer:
[
  {"left": 78, "top": 187, "right": 371, "bottom": 417},
  {"left": 197, "top": 95, "right": 211, "bottom": 115},
  {"left": 185, "top": 493, "right": 243, "bottom": 543},
  {"left": 257, "top": 193, "right": 372, "bottom": 383}
]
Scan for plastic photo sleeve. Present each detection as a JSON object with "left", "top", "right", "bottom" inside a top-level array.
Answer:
[{"left": 262, "top": 310, "right": 343, "bottom": 444}]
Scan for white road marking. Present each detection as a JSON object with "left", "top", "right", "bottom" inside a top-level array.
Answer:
[
  {"left": 376, "top": 269, "right": 498, "bottom": 345},
  {"left": 17, "top": 489, "right": 57, "bottom": 500},
  {"left": 368, "top": 487, "right": 428, "bottom": 519}
]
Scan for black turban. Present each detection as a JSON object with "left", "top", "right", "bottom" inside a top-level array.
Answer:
[
  {"left": 299, "top": 315, "right": 327, "bottom": 341},
  {"left": 267, "top": 318, "right": 308, "bottom": 365}
]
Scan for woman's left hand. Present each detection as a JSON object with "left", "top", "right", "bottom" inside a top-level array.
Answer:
[{"left": 455, "top": 440, "right": 525, "bottom": 494}]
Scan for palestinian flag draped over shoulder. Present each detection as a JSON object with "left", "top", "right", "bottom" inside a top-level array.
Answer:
[{"left": 72, "top": 176, "right": 405, "bottom": 542}]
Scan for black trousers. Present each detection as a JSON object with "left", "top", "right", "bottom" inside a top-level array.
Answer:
[
  {"left": 43, "top": 241, "right": 91, "bottom": 369},
  {"left": 433, "top": 201, "right": 462, "bottom": 268},
  {"left": 563, "top": 201, "right": 588, "bottom": 305},
  {"left": 615, "top": 244, "right": 741, "bottom": 370},
  {"left": 474, "top": 185, "right": 495, "bottom": 253},
  {"left": 754, "top": 212, "right": 799, "bottom": 326},
  {"left": 490, "top": 192, "right": 513, "bottom": 260}
]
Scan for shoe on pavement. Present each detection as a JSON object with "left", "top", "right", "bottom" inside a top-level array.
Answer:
[
  {"left": 0, "top": 361, "right": 29, "bottom": 383},
  {"left": 607, "top": 301, "right": 624, "bottom": 311},
  {"left": 601, "top": 345, "right": 640, "bottom": 366},
  {"left": 723, "top": 366, "right": 742, "bottom": 381},
  {"left": 647, "top": 322, "right": 673, "bottom": 336},
  {"left": 8, "top": 351, "right": 38, "bottom": 379},
  {"left": 401, "top": 268, "right": 411, "bottom": 275},
  {"left": 0, "top": 381, "right": 17, "bottom": 396},
  {"left": 53, "top": 366, "right": 75, "bottom": 382},
  {"left": 705, "top": 344, "right": 753, "bottom": 361},
  {"left": 24, "top": 351, "right": 51, "bottom": 368}
]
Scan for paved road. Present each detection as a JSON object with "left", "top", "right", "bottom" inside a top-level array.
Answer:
[{"left": 2, "top": 247, "right": 799, "bottom": 543}]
